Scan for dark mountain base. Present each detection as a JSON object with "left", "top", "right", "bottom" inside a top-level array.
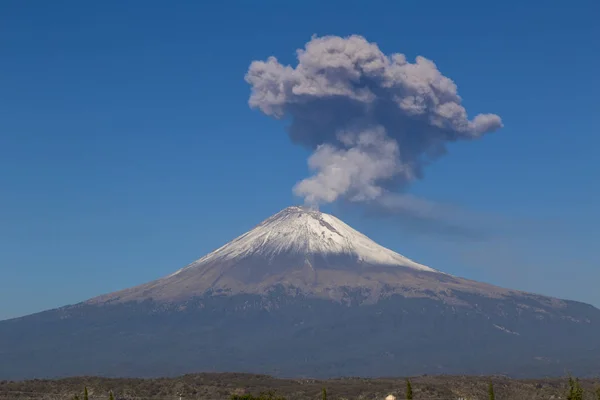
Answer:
[{"left": 1, "top": 290, "right": 600, "bottom": 380}]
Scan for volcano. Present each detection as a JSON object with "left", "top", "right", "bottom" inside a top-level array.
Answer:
[{"left": 1, "top": 206, "right": 600, "bottom": 379}]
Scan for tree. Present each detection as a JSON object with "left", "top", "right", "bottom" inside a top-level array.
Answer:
[
  {"left": 109, "top": 391, "right": 115, "bottom": 400},
  {"left": 596, "top": 386, "right": 600, "bottom": 400},
  {"left": 567, "top": 376, "right": 584, "bottom": 400},
  {"left": 83, "top": 387, "right": 89, "bottom": 400},
  {"left": 575, "top": 380, "right": 584, "bottom": 400},
  {"left": 322, "top": 388, "right": 327, "bottom": 400},
  {"left": 405, "top": 379, "right": 413, "bottom": 400},
  {"left": 488, "top": 381, "right": 495, "bottom": 400}
]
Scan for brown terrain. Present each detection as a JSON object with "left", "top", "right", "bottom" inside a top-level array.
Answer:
[{"left": 2, "top": 373, "right": 600, "bottom": 400}]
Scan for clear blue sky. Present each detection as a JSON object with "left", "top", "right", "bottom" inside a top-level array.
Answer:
[{"left": 1, "top": 0, "right": 599, "bottom": 320}]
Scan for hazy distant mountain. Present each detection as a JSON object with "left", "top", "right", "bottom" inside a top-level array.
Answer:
[{"left": 1, "top": 206, "right": 599, "bottom": 379}]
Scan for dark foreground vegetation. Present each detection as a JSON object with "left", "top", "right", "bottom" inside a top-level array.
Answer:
[{"left": 2, "top": 373, "right": 600, "bottom": 400}]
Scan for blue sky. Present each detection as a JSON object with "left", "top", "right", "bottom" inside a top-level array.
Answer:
[{"left": 1, "top": 0, "right": 599, "bottom": 320}]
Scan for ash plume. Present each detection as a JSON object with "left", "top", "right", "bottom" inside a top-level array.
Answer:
[{"left": 245, "top": 34, "right": 502, "bottom": 208}]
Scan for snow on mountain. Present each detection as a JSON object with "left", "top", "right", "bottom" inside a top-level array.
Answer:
[
  {"left": 172, "top": 206, "right": 437, "bottom": 276},
  {"left": 89, "top": 206, "right": 516, "bottom": 305}
]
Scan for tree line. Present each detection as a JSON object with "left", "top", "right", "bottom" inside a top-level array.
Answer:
[
  {"left": 229, "top": 378, "right": 600, "bottom": 400},
  {"left": 69, "top": 377, "right": 600, "bottom": 400}
]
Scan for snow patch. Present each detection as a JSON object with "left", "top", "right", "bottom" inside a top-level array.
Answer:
[
  {"left": 493, "top": 324, "right": 520, "bottom": 335},
  {"left": 172, "top": 206, "right": 438, "bottom": 276}
]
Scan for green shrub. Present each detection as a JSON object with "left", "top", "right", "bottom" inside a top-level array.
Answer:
[
  {"left": 488, "top": 381, "right": 495, "bottom": 400},
  {"left": 567, "top": 376, "right": 583, "bottom": 400},
  {"left": 406, "top": 379, "right": 413, "bottom": 400},
  {"left": 231, "top": 391, "right": 286, "bottom": 400}
]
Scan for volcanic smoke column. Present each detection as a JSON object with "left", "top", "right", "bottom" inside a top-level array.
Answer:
[{"left": 245, "top": 35, "right": 503, "bottom": 208}]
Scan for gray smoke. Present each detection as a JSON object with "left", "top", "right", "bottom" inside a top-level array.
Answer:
[{"left": 245, "top": 34, "right": 502, "bottom": 208}]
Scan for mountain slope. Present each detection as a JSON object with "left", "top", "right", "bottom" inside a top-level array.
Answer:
[
  {"left": 90, "top": 206, "right": 513, "bottom": 305},
  {"left": 1, "top": 206, "right": 600, "bottom": 380}
]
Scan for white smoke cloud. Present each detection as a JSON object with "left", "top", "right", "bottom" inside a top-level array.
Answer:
[
  {"left": 293, "top": 127, "right": 410, "bottom": 205},
  {"left": 245, "top": 34, "right": 502, "bottom": 209}
]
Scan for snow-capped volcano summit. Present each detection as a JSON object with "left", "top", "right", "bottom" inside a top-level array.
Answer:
[
  {"left": 91, "top": 206, "right": 464, "bottom": 305},
  {"left": 176, "top": 205, "right": 436, "bottom": 274},
  {"left": 90, "top": 206, "right": 509, "bottom": 305}
]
